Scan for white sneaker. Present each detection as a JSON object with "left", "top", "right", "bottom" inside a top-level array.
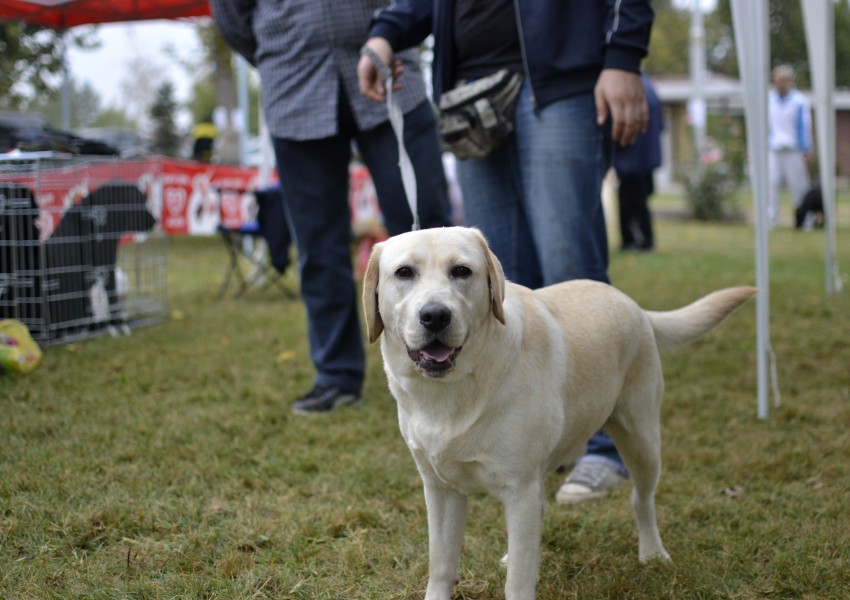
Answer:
[{"left": 555, "top": 459, "right": 627, "bottom": 504}]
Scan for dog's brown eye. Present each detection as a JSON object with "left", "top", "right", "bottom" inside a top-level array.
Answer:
[
  {"left": 395, "top": 266, "right": 415, "bottom": 279},
  {"left": 450, "top": 265, "right": 472, "bottom": 279}
]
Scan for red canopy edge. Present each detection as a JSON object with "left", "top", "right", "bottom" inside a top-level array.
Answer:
[{"left": 0, "top": 0, "right": 210, "bottom": 28}]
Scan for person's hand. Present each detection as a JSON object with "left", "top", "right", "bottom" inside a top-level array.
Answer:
[
  {"left": 357, "top": 37, "right": 403, "bottom": 103},
  {"left": 594, "top": 69, "right": 648, "bottom": 146}
]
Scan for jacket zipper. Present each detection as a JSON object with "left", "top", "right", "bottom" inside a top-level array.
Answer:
[{"left": 513, "top": 0, "right": 536, "bottom": 109}]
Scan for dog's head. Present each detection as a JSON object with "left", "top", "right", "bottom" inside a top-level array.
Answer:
[{"left": 362, "top": 227, "right": 505, "bottom": 378}]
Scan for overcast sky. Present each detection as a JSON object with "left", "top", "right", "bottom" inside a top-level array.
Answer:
[{"left": 66, "top": 19, "right": 205, "bottom": 109}]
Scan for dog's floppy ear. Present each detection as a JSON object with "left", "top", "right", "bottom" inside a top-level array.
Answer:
[
  {"left": 362, "top": 241, "right": 384, "bottom": 343},
  {"left": 472, "top": 228, "right": 506, "bottom": 325}
]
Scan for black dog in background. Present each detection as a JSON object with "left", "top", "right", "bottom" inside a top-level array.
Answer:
[
  {"left": 795, "top": 184, "right": 825, "bottom": 230},
  {"left": 43, "top": 183, "right": 157, "bottom": 337}
]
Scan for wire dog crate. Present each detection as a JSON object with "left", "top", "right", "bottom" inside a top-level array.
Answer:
[{"left": 0, "top": 154, "right": 168, "bottom": 346}]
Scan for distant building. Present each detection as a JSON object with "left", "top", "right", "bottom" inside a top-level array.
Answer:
[{"left": 650, "top": 74, "right": 850, "bottom": 189}]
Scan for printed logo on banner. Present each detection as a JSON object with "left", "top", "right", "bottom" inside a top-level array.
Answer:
[
  {"left": 164, "top": 186, "right": 188, "bottom": 231},
  {"left": 165, "top": 186, "right": 187, "bottom": 216},
  {"left": 219, "top": 189, "right": 244, "bottom": 229},
  {"left": 64, "top": 181, "right": 89, "bottom": 212},
  {"left": 188, "top": 172, "right": 220, "bottom": 235},
  {"left": 32, "top": 192, "right": 55, "bottom": 239},
  {"left": 137, "top": 172, "right": 161, "bottom": 222}
]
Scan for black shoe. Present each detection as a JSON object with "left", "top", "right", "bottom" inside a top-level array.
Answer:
[{"left": 291, "top": 385, "right": 361, "bottom": 415}]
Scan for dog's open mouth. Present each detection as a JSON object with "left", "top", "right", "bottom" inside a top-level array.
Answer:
[{"left": 407, "top": 341, "right": 462, "bottom": 377}]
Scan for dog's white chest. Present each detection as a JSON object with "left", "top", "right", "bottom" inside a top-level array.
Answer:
[
  {"left": 412, "top": 446, "right": 497, "bottom": 495},
  {"left": 401, "top": 415, "right": 500, "bottom": 495}
]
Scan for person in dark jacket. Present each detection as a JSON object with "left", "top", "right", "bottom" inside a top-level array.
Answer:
[
  {"left": 358, "top": 0, "right": 654, "bottom": 503},
  {"left": 614, "top": 74, "right": 663, "bottom": 251}
]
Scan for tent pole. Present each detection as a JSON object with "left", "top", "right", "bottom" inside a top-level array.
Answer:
[
  {"left": 61, "top": 28, "right": 71, "bottom": 130},
  {"left": 689, "top": 0, "right": 706, "bottom": 158},
  {"left": 237, "top": 54, "right": 250, "bottom": 166},
  {"left": 731, "top": 0, "right": 773, "bottom": 419},
  {"left": 802, "top": 0, "right": 842, "bottom": 297}
]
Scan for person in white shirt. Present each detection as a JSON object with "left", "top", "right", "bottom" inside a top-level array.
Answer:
[{"left": 768, "top": 65, "right": 812, "bottom": 227}]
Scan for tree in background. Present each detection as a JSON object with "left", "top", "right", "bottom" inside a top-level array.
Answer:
[
  {"left": 149, "top": 81, "right": 180, "bottom": 156},
  {"left": 1, "top": 20, "right": 184, "bottom": 149},
  {"left": 834, "top": 0, "right": 850, "bottom": 89},
  {"left": 645, "top": 0, "right": 850, "bottom": 88},
  {"left": 92, "top": 107, "right": 139, "bottom": 130},
  {"left": 28, "top": 77, "right": 102, "bottom": 129},
  {"left": 0, "top": 22, "right": 97, "bottom": 111},
  {"left": 644, "top": 0, "right": 691, "bottom": 76},
  {"left": 706, "top": 0, "right": 850, "bottom": 88},
  {"left": 186, "top": 62, "right": 260, "bottom": 141},
  {"left": 183, "top": 22, "right": 229, "bottom": 126},
  {"left": 192, "top": 21, "right": 241, "bottom": 164},
  {"left": 1, "top": 22, "right": 141, "bottom": 134},
  {"left": 117, "top": 55, "right": 170, "bottom": 138}
]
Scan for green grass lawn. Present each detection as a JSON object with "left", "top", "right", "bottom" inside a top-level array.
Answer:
[{"left": 2, "top": 210, "right": 849, "bottom": 599}]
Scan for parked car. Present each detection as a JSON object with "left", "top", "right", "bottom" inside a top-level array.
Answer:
[
  {"left": 76, "top": 127, "right": 149, "bottom": 158},
  {"left": 0, "top": 112, "right": 120, "bottom": 156}
]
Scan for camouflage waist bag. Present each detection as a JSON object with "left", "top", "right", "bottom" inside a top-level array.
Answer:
[{"left": 438, "top": 69, "right": 524, "bottom": 161}]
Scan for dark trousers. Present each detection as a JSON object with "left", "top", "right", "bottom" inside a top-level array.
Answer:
[
  {"left": 617, "top": 171, "right": 655, "bottom": 250},
  {"left": 271, "top": 95, "right": 451, "bottom": 394}
]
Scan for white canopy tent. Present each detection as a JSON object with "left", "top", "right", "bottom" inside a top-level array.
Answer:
[{"left": 729, "top": 0, "right": 842, "bottom": 419}]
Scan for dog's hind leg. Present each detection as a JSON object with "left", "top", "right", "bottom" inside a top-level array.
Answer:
[
  {"left": 605, "top": 384, "right": 671, "bottom": 563},
  {"left": 423, "top": 481, "right": 468, "bottom": 600}
]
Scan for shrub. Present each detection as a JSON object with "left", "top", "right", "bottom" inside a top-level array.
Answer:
[{"left": 685, "top": 139, "right": 742, "bottom": 221}]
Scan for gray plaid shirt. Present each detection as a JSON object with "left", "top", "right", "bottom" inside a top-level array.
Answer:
[{"left": 211, "top": 0, "right": 429, "bottom": 141}]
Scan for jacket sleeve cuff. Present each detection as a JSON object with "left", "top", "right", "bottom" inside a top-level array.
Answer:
[
  {"left": 603, "top": 47, "right": 645, "bottom": 74},
  {"left": 368, "top": 23, "right": 403, "bottom": 52}
]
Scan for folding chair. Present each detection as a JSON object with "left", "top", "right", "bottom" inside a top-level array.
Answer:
[{"left": 217, "top": 185, "right": 295, "bottom": 299}]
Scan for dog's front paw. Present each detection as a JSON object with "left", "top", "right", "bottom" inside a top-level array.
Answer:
[
  {"left": 639, "top": 548, "right": 671, "bottom": 563},
  {"left": 424, "top": 577, "right": 458, "bottom": 600}
]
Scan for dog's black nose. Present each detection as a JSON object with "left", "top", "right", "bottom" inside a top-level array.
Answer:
[{"left": 419, "top": 303, "right": 452, "bottom": 333}]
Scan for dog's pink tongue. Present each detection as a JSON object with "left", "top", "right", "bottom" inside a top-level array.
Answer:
[{"left": 421, "top": 342, "right": 454, "bottom": 362}]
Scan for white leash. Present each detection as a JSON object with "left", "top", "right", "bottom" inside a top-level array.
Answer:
[{"left": 361, "top": 46, "right": 420, "bottom": 231}]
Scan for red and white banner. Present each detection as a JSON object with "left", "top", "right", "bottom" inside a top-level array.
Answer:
[
  {"left": 2, "top": 155, "right": 383, "bottom": 238},
  {"left": 156, "top": 159, "right": 264, "bottom": 235}
]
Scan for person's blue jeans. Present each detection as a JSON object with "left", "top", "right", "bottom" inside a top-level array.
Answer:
[
  {"left": 585, "top": 431, "right": 628, "bottom": 477},
  {"left": 271, "top": 97, "right": 451, "bottom": 395},
  {"left": 455, "top": 80, "right": 611, "bottom": 288},
  {"left": 456, "top": 81, "right": 623, "bottom": 470}
]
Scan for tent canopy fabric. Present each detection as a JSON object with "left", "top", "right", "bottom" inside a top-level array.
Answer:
[{"left": 0, "top": 0, "right": 210, "bottom": 28}]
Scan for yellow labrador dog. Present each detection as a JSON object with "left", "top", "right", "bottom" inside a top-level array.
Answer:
[{"left": 362, "top": 226, "right": 755, "bottom": 600}]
